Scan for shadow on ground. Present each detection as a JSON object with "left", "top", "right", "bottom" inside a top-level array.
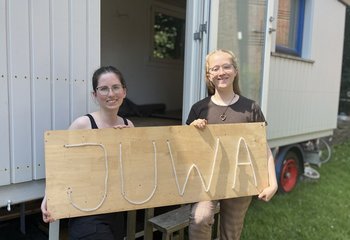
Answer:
[{"left": 0, "top": 213, "right": 48, "bottom": 240}]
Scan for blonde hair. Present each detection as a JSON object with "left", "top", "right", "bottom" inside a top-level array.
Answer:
[{"left": 205, "top": 49, "right": 241, "bottom": 95}]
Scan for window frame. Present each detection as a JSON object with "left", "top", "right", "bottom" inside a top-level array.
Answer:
[
  {"left": 275, "top": 0, "right": 306, "bottom": 57},
  {"left": 149, "top": 3, "right": 186, "bottom": 65}
]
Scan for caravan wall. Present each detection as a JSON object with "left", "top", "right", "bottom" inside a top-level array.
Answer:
[
  {"left": 0, "top": 0, "right": 100, "bottom": 206},
  {"left": 266, "top": 0, "right": 346, "bottom": 147}
]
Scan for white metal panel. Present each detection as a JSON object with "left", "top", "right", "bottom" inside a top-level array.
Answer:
[
  {"left": 310, "top": 0, "right": 345, "bottom": 122},
  {"left": 0, "top": 180, "right": 45, "bottom": 207},
  {"left": 260, "top": 0, "right": 276, "bottom": 115},
  {"left": 0, "top": 0, "right": 11, "bottom": 186},
  {"left": 70, "top": 0, "right": 88, "bottom": 120},
  {"left": 182, "top": 0, "right": 210, "bottom": 122},
  {"left": 1, "top": 0, "right": 101, "bottom": 204},
  {"left": 8, "top": 0, "right": 32, "bottom": 183},
  {"left": 267, "top": 56, "right": 338, "bottom": 147},
  {"left": 268, "top": 58, "right": 314, "bottom": 137},
  {"left": 31, "top": 0, "right": 51, "bottom": 179},
  {"left": 87, "top": 0, "right": 101, "bottom": 112},
  {"left": 52, "top": 0, "right": 70, "bottom": 130},
  {"left": 266, "top": 0, "right": 346, "bottom": 148}
]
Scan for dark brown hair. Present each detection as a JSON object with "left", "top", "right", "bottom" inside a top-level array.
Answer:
[{"left": 92, "top": 66, "right": 126, "bottom": 92}]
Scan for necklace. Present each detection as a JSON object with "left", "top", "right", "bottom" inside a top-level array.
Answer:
[{"left": 219, "top": 93, "right": 236, "bottom": 121}]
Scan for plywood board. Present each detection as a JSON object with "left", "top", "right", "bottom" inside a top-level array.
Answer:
[{"left": 45, "top": 122, "right": 269, "bottom": 220}]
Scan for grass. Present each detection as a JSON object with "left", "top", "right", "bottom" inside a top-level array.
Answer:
[{"left": 241, "top": 140, "right": 350, "bottom": 240}]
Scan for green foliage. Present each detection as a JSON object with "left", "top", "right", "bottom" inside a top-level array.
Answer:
[
  {"left": 241, "top": 141, "right": 350, "bottom": 240},
  {"left": 153, "top": 12, "right": 184, "bottom": 60}
]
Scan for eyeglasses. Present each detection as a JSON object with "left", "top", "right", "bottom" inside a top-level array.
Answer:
[
  {"left": 208, "top": 64, "right": 234, "bottom": 74},
  {"left": 96, "top": 84, "right": 123, "bottom": 96}
]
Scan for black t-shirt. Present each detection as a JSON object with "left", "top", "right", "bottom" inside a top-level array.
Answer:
[{"left": 186, "top": 95, "right": 266, "bottom": 125}]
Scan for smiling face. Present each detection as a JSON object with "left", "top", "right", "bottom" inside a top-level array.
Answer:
[
  {"left": 207, "top": 51, "right": 237, "bottom": 93},
  {"left": 94, "top": 72, "right": 126, "bottom": 111},
  {"left": 205, "top": 50, "right": 241, "bottom": 95}
]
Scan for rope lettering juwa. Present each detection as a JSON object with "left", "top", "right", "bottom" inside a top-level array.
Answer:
[
  {"left": 232, "top": 137, "right": 258, "bottom": 189},
  {"left": 64, "top": 143, "right": 108, "bottom": 212},
  {"left": 119, "top": 141, "right": 158, "bottom": 204},
  {"left": 166, "top": 138, "right": 220, "bottom": 196},
  {"left": 63, "top": 138, "right": 258, "bottom": 210}
]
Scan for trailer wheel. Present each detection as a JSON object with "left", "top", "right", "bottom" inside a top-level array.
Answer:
[{"left": 278, "top": 151, "right": 299, "bottom": 193}]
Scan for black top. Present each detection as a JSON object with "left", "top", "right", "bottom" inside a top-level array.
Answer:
[
  {"left": 86, "top": 114, "right": 128, "bottom": 128},
  {"left": 69, "top": 113, "right": 127, "bottom": 239},
  {"left": 186, "top": 95, "right": 266, "bottom": 125}
]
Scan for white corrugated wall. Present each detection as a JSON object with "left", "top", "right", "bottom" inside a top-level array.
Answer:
[
  {"left": 0, "top": 0, "right": 100, "bottom": 192},
  {"left": 266, "top": 0, "right": 345, "bottom": 147}
]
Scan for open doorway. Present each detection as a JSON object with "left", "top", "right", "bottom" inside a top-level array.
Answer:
[
  {"left": 101, "top": 0, "right": 186, "bottom": 126},
  {"left": 339, "top": 7, "right": 350, "bottom": 121}
]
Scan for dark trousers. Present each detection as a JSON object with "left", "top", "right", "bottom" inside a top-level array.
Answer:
[{"left": 69, "top": 212, "right": 125, "bottom": 240}]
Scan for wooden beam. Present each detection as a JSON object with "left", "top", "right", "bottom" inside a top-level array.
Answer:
[{"left": 45, "top": 123, "right": 269, "bottom": 220}]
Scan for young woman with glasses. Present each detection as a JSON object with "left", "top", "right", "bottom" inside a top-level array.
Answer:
[
  {"left": 41, "top": 66, "right": 133, "bottom": 239},
  {"left": 186, "top": 49, "right": 278, "bottom": 240}
]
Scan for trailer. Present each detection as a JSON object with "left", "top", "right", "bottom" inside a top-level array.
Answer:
[{"left": 1, "top": 0, "right": 349, "bottom": 238}]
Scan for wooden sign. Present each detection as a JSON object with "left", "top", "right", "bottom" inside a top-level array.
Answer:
[{"left": 45, "top": 122, "right": 268, "bottom": 220}]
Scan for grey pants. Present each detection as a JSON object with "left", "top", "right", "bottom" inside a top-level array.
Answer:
[{"left": 189, "top": 196, "right": 252, "bottom": 240}]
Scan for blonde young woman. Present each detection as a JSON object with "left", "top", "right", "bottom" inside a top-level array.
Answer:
[
  {"left": 186, "top": 50, "right": 278, "bottom": 240},
  {"left": 41, "top": 66, "right": 133, "bottom": 239}
]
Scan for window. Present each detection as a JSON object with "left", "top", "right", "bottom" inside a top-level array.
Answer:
[
  {"left": 276, "top": 0, "right": 305, "bottom": 56},
  {"left": 150, "top": 5, "right": 185, "bottom": 63}
]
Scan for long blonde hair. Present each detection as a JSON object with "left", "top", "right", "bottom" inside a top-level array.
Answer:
[{"left": 205, "top": 49, "right": 241, "bottom": 95}]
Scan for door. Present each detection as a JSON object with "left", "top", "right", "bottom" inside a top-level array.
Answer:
[
  {"left": 182, "top": 0, "right": 210, "bottom": 122},
  {"left": 182, "top": 0, "right": 274, "bottom": 120}
]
